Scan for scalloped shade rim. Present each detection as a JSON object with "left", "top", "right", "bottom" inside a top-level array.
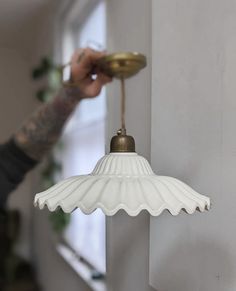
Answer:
[{"left": 34, "top": 153, "right": 210, "bottom": 217}]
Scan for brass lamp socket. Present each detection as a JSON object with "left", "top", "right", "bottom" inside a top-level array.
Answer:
[{"left": 110, "top": 129, "right": 135, "bottom": 153}]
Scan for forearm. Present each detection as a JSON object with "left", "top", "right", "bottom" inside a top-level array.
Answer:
[
  {"left": 13, "top": 48, "right": 111, "bottom": 162},
  {"left": 14, "top": 87, "right": 81, "bottom": 161}
]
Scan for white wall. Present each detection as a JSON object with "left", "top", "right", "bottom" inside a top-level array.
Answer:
[
  {"left": 30, "top": 0, "right": 155, "bottom": 288},
  {"left": 0, "top": 47, "right": 37, "bottom": 259},
  {"left": 150, "top": 0, "right": 236, "bottom": 290},
  {"left": 0, "top": 1, "right": 155, "bottom": 290},
  {"left": 30, "top": 3, "right": 91, "bottom": 291},
  {"left": 106, "top": 0, "right": 154, "bottom": 290},
  {"left": 27, "top": 0, "right": 236, "bottom": 290}
]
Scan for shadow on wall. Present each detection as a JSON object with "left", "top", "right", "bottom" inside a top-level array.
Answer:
[{"left": 152, "top": 240, "right": 234, "bottom": 291}]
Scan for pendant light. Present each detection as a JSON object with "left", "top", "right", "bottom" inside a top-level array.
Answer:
[{"left": 34, "top": 52, "right": 210, "bottom": 216}]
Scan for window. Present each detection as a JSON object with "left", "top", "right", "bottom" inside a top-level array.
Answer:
[{"left": 58, "top": 0, "right": 106, "bottom": 274}]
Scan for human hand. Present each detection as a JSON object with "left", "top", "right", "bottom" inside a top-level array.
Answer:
[{"left": 68, "top": 48, "right": 112, "bottom": 99}]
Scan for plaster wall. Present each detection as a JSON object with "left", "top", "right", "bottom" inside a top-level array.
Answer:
[
  {"left": 30, "top": 3, "right": 91, "bottom": 291},
  {"left": 0, "top": 47, "right": 36, "bottom": 259},
  {"left": 106, "top": 0, "right": 154, "bottom": 290},
  {"left": 150, "top": 1, "right": 236, "bottom": 290}
]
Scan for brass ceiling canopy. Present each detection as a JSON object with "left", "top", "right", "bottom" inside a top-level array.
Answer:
[
  {"left": 97, "top": 52, "right": 147, "bottom": 153},
  {"left": 97, "top": 52, "right": 147, "bottom": 79},
  {"left": 62, "top": 52, "right": 147, "bottom": 152}
]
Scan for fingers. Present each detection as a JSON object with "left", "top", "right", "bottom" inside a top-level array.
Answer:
[
  {"left": 69, "top": 47, "right": 112, "bottom": 99},
  {"left": 84, "top": 73, "right": 112, "bottom": 98},
  {"left": 72, "top": 47, "right": 105, "bottom": 66},
  {"left": 70, "top": 48, "right": 106, "bottom": 82},
  {"left": 97, "top": 72, "right": 112, "bottom": 84}
]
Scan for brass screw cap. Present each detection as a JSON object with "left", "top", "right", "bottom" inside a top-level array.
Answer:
[{"left": 110, "top": 129, "right": 135, "bottom": 153}]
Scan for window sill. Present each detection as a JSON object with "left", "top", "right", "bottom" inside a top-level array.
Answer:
[{"left": 56, "top": 243, "right": 107, "bottom": 291}]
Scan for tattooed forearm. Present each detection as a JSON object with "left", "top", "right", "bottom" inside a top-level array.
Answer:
[
  {"left": 13, "top": 87, "right": 82, "bottom": 161},
  {"left": 13, "top": 48, "right": 111, "bottom": 161}
]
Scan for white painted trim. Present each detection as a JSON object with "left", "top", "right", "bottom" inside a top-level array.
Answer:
[
  {"left": 53, "top": 0, "right": 103, "bottom": 63},
  {"left": 57, "top": 243, "right": 107, "bottom": 291}
]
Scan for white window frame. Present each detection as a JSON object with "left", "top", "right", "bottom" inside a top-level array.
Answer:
[{"left": 53, "top": 0, "right": 107, "bottom": 281}]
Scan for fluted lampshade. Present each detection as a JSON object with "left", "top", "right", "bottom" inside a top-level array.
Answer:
[
  {"left": 34, "top": 52, "right": 210, "bottom": 216},
  {"left": 34, "top": 152, "right": 210, "bottom": 216}
]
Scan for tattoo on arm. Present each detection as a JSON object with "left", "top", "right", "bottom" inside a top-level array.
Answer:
[{"left": 14, "top": 87, "right": 81, "bottom": 161}]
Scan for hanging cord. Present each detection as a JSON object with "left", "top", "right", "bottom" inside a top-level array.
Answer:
[
  {"left": 61, "top": 62, "right": 127, "bottom": 135},
  {"left": 120, "top": 77, "right": 126, "bottom": 133}
]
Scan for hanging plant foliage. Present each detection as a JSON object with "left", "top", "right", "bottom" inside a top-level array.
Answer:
[{"left": 32, "top": 57, "right": 70, "bottom": 234}]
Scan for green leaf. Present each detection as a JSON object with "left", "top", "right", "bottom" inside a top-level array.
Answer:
[
  {"left": 41, "top": 57, "right": 53, "bottom": 71},
  {"left": 48, "top": 69, "right": 62, "bottom": 91},
  {"left": 36, "top": 89, "right": 53, "bottom": 103},
  {"left": 32, "top": 55, "right": 70, "bottom": 235},
  {"left": 49, "top": 209, "right": 71, "bottom": 234},
  {"left": 32, "top": 67, "right": 45, "bottom": 79}
]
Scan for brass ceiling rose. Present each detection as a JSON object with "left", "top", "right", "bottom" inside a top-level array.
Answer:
[
  {"left": 97, "top": 52, "right": 147, "bottom": 79},
  {"left": 97, "top": 51, "right": 147, "bottom": 152}
]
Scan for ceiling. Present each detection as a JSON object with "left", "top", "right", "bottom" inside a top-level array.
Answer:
[{"left": 0, "top": 0, "right": 55, "bottom": 55}]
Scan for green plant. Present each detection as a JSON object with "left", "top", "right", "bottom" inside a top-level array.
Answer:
[{"left": 32, "top": 57, "right": 70, "bottom": 234}]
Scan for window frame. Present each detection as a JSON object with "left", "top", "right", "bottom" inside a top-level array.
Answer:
[{"left": 53, "top": 0, "right": 108, "bottom": 287}]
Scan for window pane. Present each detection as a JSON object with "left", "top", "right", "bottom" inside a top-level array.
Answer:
[{"left": 60, "top": 1, "right": 107, "bottom": 274}]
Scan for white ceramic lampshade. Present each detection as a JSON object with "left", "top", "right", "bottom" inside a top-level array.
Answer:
[
  {"left": 34, "top": 52, "right": 211, "bottom": 216},
  {"left": 34, "top": 152, "right": 210, "bottom": 216}
]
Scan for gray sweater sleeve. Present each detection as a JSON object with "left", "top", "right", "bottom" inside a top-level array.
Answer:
[{"left": 0, "top": 139, "right": 38, "bottom": 208}]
